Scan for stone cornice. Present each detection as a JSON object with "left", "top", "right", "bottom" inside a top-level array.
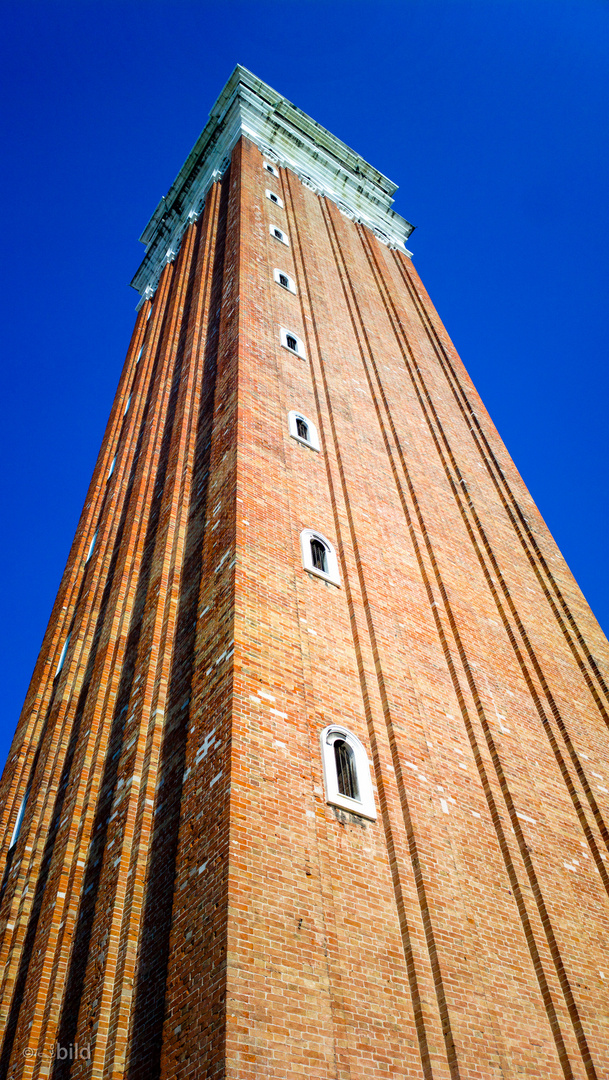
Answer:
[{"left": 130, "top": 65, "right": 414, "bottom": 301}]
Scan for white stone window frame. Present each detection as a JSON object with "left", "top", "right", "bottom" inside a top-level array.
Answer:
[
  {"left": 320, "top": 725, "right": 377, "bottom": 820},
  {"left": 55, "top": 632, "right": 71, "bottom": 678},
  {"left": 280, "top": 327, "right": 306, "bottom": 359},
  {"left": 85, "top": 528, "right": 98, "bottom": 564},
  {"left": 274, "top": 268, "right": 296, "bottom": 294},
  {"left": 300, "top": 174, "right": 319, "bottom": 193},
  {"left": 263, "top": 160, "right": 279, "bottom": 178},
  {"left": 300, "top": 529, "right": 340, "bottom": 586},
  {"left": 270, "top": 224, "right": 289, "bottom": 246},
  {"left": 373, "top": 226, "right": 392, "bottom": 247},
  {"left": 336, "top": 201, "right": 356, "bottom": 221},
  {"left": 266, "top": 189, "right": 284, "bottom": 208},
  {"left": 288, "top": 411, "right": 320, "bottom": 452},
  {"left": 9, "top": 788, "right": 30, "bottom": 851}
]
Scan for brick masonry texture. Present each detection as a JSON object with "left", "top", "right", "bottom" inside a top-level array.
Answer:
[{"left": 0, "top": 134, "right": 608, "bottom": 1080}]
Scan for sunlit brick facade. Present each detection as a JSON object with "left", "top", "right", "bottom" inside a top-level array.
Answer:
[{"left": 1, "top": 66, "right": 608, "bottom": 1080}]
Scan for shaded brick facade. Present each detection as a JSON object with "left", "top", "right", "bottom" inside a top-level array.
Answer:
[{"left": 1, "top": 71, "right": 608, "bottom": 1080}]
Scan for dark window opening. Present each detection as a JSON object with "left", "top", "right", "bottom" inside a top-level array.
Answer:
[
  {"left": 270, "top": 193, "right": 278, "bottom": 203},
  {"left": 310, "top": 538, "right": 328, "bottom": 573},
  {"left": 274, "top": 229, "right": 283, "bottom": 240},
  {"left": 296, "top": 417, "right": 309, "bottom": 441},
  {"left": 279, "top": 273, "right": 289, "bottom": 289},
  {"left": 286, "top": 334, "right": 298, "bottom": 352},
  {"left": 334, "top": 740, "right": 360, "bottom": 801}
]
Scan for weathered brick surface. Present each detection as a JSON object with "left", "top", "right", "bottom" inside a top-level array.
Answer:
[{"left": 0, "top": 134, "right": 608, "bottom": 1080}]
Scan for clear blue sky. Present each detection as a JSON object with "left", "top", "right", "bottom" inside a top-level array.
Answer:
[{"left": 1, "top": 0, "right": 608, "bottom": 768}]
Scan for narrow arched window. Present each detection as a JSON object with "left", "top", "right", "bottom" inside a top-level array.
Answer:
[
  {"left": 270, "top": 225, "right": 289, "bottom": 245},
  {"left": 296, "top": 417, "right": 309, "bottom": 441},
  {"left": 320, "top": 726, "right": 376, "bottom": 820},
  {"left": 334, "top": 739, "right": 359, "bottom": 800},
  {"left": 300, "top": 529, "right": 340, "bottom": 584},
  {"left": 288, "top": 412, "right": 320, "bottom": 450},
  {"left": 280, "top": 328, "right": 305, "bottom": 357},
  {"left": 274, "top": 269, "right": 296, "bottom": 294},
  {"left": 310, "top": 537, "right": 328, "bottom": 573}
]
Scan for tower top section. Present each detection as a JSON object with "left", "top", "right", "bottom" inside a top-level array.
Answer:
[{"left": 131, "top": 64, "right": 414, "bottom": 300}]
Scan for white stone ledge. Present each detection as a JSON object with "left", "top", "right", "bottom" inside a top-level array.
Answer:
[{"left": 131, "top": 65, "right": 414, "bottom": 301}]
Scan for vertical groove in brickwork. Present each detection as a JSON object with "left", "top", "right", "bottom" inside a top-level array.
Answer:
[
  {"left": 246, "top": 143, "right": 364, "bottom": 1080},
  {"left": 332, "top": 206, "right": 589, "bottom": 1075},
  {"left": 280, "top": 173, "right": 377, "bottom": 1080},
  {"left": 366, "top": 238, "right": 609, "bottom": 858},
  {"left": 0, "top": 253, "right": 182, "bottom": 1078},
  {"left": 317, "top": 194, "right": 463, "bottom": 1079},
  {"left": 45, "top": 240, "right": 199, "bottom": 1078},
  {"left": 323, "top": 203, "right": 596, "bottom": 1075},
  {"left": 0, "top": 270, "right": 172, "bottom": 1071},
  {"left": 395, "top": 254, "right": 609, "bottom": 718},
  {"left": 157, "top": 156, "right": 238, "bottom": 1080},
  {"left": 393, "top": 263, "right": 609, "bottom": 894},
  {"left": 0, "top": 247, "right": 185, "bottom": 1080},
  {"left": 103, "top": 192, "right": 221, "bottom": 1080},
  {"left": 356, "top": 226, "right": 603, "bottom": 1075},
  {"left": 390, "top": 254, "right": 609, "bottom": 879},
  {"left": 0, "top": 302, "right": 150, "bottom": 871},
  {"left": 295, "top": 190, "right": 574, "bottom": 1075},
  {"left": 271, "top": 157, "right": 358, "bottom": 1080},
  {"left": 282, "top": 171, "right": 444, "bottom": 1080},
  {"left": 384, "top": 249, "right": 609, "bottom": 863},
  {"left": 58, "top": 219, "right": 203, "bottom": 1080},
  {"left": 0, "top": 270, "right": 165, "bottom": 936},
  {"left": 124, "top": 180, "right": 225, "bottom": 1080}
]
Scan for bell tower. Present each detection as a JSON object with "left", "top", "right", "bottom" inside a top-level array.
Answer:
[{"left": 1, "top": 66, "right": 608, "bottom": 1080}]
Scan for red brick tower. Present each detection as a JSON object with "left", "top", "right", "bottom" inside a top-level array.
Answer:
[{"left": 1, "top": 66, "right": 608, "bottom": 1080}]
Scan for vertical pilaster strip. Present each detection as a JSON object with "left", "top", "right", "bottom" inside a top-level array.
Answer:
[
  {"left": 158, "top": 153, "right": 239, "bottom": 1080},
  {"left": 124, "top": 179, "right": 226, "bottom": 1080},
  {"left": 0, "top": 250, "right": 185, "bottom": 1078},
  {"left": 281, "top": 169, "right": 450, "bottom": 1080},
  {"left": 102, "top": 188, "right": 222, "bottom": 1080},
  {"left": 0, "top": 270, "right": 172, "bottom": 1056},
  {"left": 0, "top": 302, "right": 150, "bottom": 866}
]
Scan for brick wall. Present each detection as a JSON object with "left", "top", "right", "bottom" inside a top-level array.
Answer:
[{"left": 0, "top": 134, "right": 607, "bottom": 1080}]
